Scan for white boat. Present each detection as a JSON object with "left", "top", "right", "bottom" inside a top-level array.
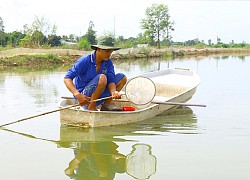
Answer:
[{"left": 60, "top": 68, "right": 201, "bottom": 127}]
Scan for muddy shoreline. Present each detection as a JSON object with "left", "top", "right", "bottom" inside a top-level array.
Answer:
[{"left": 1, "top": 47, "right": 250, "bottom": 67}]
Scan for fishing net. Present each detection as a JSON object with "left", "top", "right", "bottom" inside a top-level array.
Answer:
[{"left": 125, "top": 76, "right": 156, "bottom": 105}]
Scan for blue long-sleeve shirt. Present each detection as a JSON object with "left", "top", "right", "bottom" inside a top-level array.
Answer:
[{"left": 64, "top": 52, "right": 116, "bottom": 93}]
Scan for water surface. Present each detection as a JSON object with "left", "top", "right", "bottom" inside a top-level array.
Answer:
[{"left": 0, "top": 55, "right": 250, "bottom": 179}]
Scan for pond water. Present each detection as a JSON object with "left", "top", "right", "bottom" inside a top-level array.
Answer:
[{"left": 0, "top": 55, "right": 250, "bottom": 179}]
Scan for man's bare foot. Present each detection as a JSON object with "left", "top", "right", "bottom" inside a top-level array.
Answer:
[
  {"left": 88, "top": 106, "right": 98, "bottom": 111},
  {"left": 88, "top": 102, "right": 97, "bottom": 111}
]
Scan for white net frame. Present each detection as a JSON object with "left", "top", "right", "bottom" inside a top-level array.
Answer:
[{"left": 125, "top": 76, "right": 156, "bottom": 105}]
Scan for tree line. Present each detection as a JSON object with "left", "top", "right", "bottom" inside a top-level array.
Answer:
[{"left": 0, "top": 3, "right": 249, "bottom": 50}]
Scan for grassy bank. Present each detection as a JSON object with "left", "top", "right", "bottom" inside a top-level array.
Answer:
[
  {"left": 112, "top": 47, "right": 250, "bottom": 59},
  {"left": 0, "top": 53, "right": 79, "bottom": 66},
  {"left": 1, "top": 47, "right": 250, "bottom": 67}
]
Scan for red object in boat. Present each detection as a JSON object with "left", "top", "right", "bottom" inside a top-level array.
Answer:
[{"left": 122, "top": 106, "right": 136, "bottom": 111}]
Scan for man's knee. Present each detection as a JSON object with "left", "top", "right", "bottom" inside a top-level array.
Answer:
[
  {"left": 120, "top": 75, "right": 127, "bottom": 86},
  {"left": 116, "top": 74, "right": 127, "bottom": 91},
  {"left": 121, "top": 75, "right": 127, "bottom": 85},
  {"left": 98, "top": 74, "right": 107, "bottom": 87}
]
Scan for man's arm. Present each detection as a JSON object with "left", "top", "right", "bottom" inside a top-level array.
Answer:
[
  {"left": 64, "top": 78, "right": 90, "bottom": 106},
  {"left": 108, "top": 82, "right": 121, "bottom": 99}
]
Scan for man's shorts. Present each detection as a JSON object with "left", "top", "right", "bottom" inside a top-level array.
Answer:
[{"left": 82, "top": 73, "right": 125, "bottom": 106}]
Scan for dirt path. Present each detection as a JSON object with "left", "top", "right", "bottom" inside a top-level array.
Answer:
[
  {"left": 0, "top": 48, "right": 90, "bottom": 57},
  {"left": 1, "top": 47, "right": 250, "bottom": 59}
]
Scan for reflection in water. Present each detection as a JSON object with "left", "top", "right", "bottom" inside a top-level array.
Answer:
[
  {"left": 64, "top": 141, "right": 126, "bottom": 179},
  {"left": 0, "top": 68, "right": 62, "bottom": 107},
  {"left": 1, "top": 106, "right": 197, "bottom": 179},
  {"left": 152, "top": 107, "right": 199, "bottom": 134},
  {"left": 59, "top": 107, "right": 197, "bottom": 179},
  {"left": 59, "top": 107, "right": 198, "bottom": 144},
  {"left": 64, "top": 142, "right": 157, "bottom": 180},
  {"left": 60, "top": 127, "right": 158, "bottom": 179},
  {"left": 126, "top": 144, "right": 156, "bottom": 179},
  {"left": 21, "top": 75, "right": 59, "bottom": 106}
]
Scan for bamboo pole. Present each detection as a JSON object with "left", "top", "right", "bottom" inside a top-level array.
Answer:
[
  {"left": 0, "top": 96, "right": 114, "bottom": 128},
  {"left": 0, "top": 104, "right": 79, "bottom": 128}
]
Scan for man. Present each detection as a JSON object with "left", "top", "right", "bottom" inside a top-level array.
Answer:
[{"left": 64, "top": 35, "right": 127, "bottom": 111}]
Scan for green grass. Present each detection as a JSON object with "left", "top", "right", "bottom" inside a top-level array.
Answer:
[{"left": 0, "top": 53, "right": 73, "bottom": 66}]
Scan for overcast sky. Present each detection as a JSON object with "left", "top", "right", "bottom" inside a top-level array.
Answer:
[{"left": 1, "top": 0, "right": 250, "bottom": 44}]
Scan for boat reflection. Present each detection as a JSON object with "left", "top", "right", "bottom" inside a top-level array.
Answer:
[
  {"left": 59, "top": 106, "right": 198, "bottom": 146},
  {"left": 60, "top": 126, "right": 158, "bottom": 179},
  {"left": 59, "top": 107, "right": 197, "bottom": 179},
  {"left": 63, "top": 141, "right": 156, "bottom": 179},
  {"left": 1, "top": 107, "right": 197, "bottom": 179}
]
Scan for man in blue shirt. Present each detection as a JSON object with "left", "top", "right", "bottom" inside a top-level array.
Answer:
[{"left": 64, "top": 36, "right": 127, "bottom": 111}]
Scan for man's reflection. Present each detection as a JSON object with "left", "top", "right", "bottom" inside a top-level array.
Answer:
[
  {"left": 64, "top": 142, "right": 157, "bottom": 180},
  {"left": 64, "top": 141, "right": 126, "bottom": 179}
]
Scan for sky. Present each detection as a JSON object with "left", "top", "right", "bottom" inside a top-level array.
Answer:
[{"left": 1, "top": 0, "right": 250, "bottom": 44}]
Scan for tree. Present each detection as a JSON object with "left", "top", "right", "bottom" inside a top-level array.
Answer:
[
  {"left": 0, "top": 17, "right": 5, "bottom": 46},
  {"left": 31, "top": 31, "right": 46, "bottom": 47},
  {"left": 140, "top": 3, "right": 174, "bottom": 48},
  {"left": 21, "top": 16, "right": 57, "bottom": 47},
  {"left": 31, "top": 30, "right": 46, "bottom": 47},
  {"left": 136, "top": 33, "right": 150, "bottom": 44},
  {"left": 78, "top": 37, "right": 91, "bottom": 50},
  {"left": 68, "top": 34, "right": 76, "bottom": 42},
  {"left": 165, "top": 21, "right": 174, "bottom": 46},
  {"left": 47, "top": 34, "right": 61, "bottom": 47},
  {"left": 184, "top": 38, "right": 201, "bottom": 46},
  {"left": 61, "top": 35, "right": 68, "bottom": 41},
  {"left": 83, "top": 21, "right": 96, "bottom": 45},
  {"left": 8, "top": 31, "right": 26, "bottom": 47},
  {"left": 21, "top": 30, "right": 46, "bottom": 47},
  {"left": 115, "top": 35, "right": 138, "bottom": 48},
  {"left": 29, "top": 15, "right": 57, "bottom": 36},
  {"left": 208, "top": 39, "right": 212, "bottom": 45},
  {"left": 0, "top": 17, "right": 4, "bottom": 32}
]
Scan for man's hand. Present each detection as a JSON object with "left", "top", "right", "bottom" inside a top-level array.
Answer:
[
  {"left": 64, "top": 78, "right": 90, "bottom": 106},
  {"left": 111, "top": 91, "right": 122, "bottom": 99},
  {"left": 75, "top": 93, "right": 90, "bottom": 106}
]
